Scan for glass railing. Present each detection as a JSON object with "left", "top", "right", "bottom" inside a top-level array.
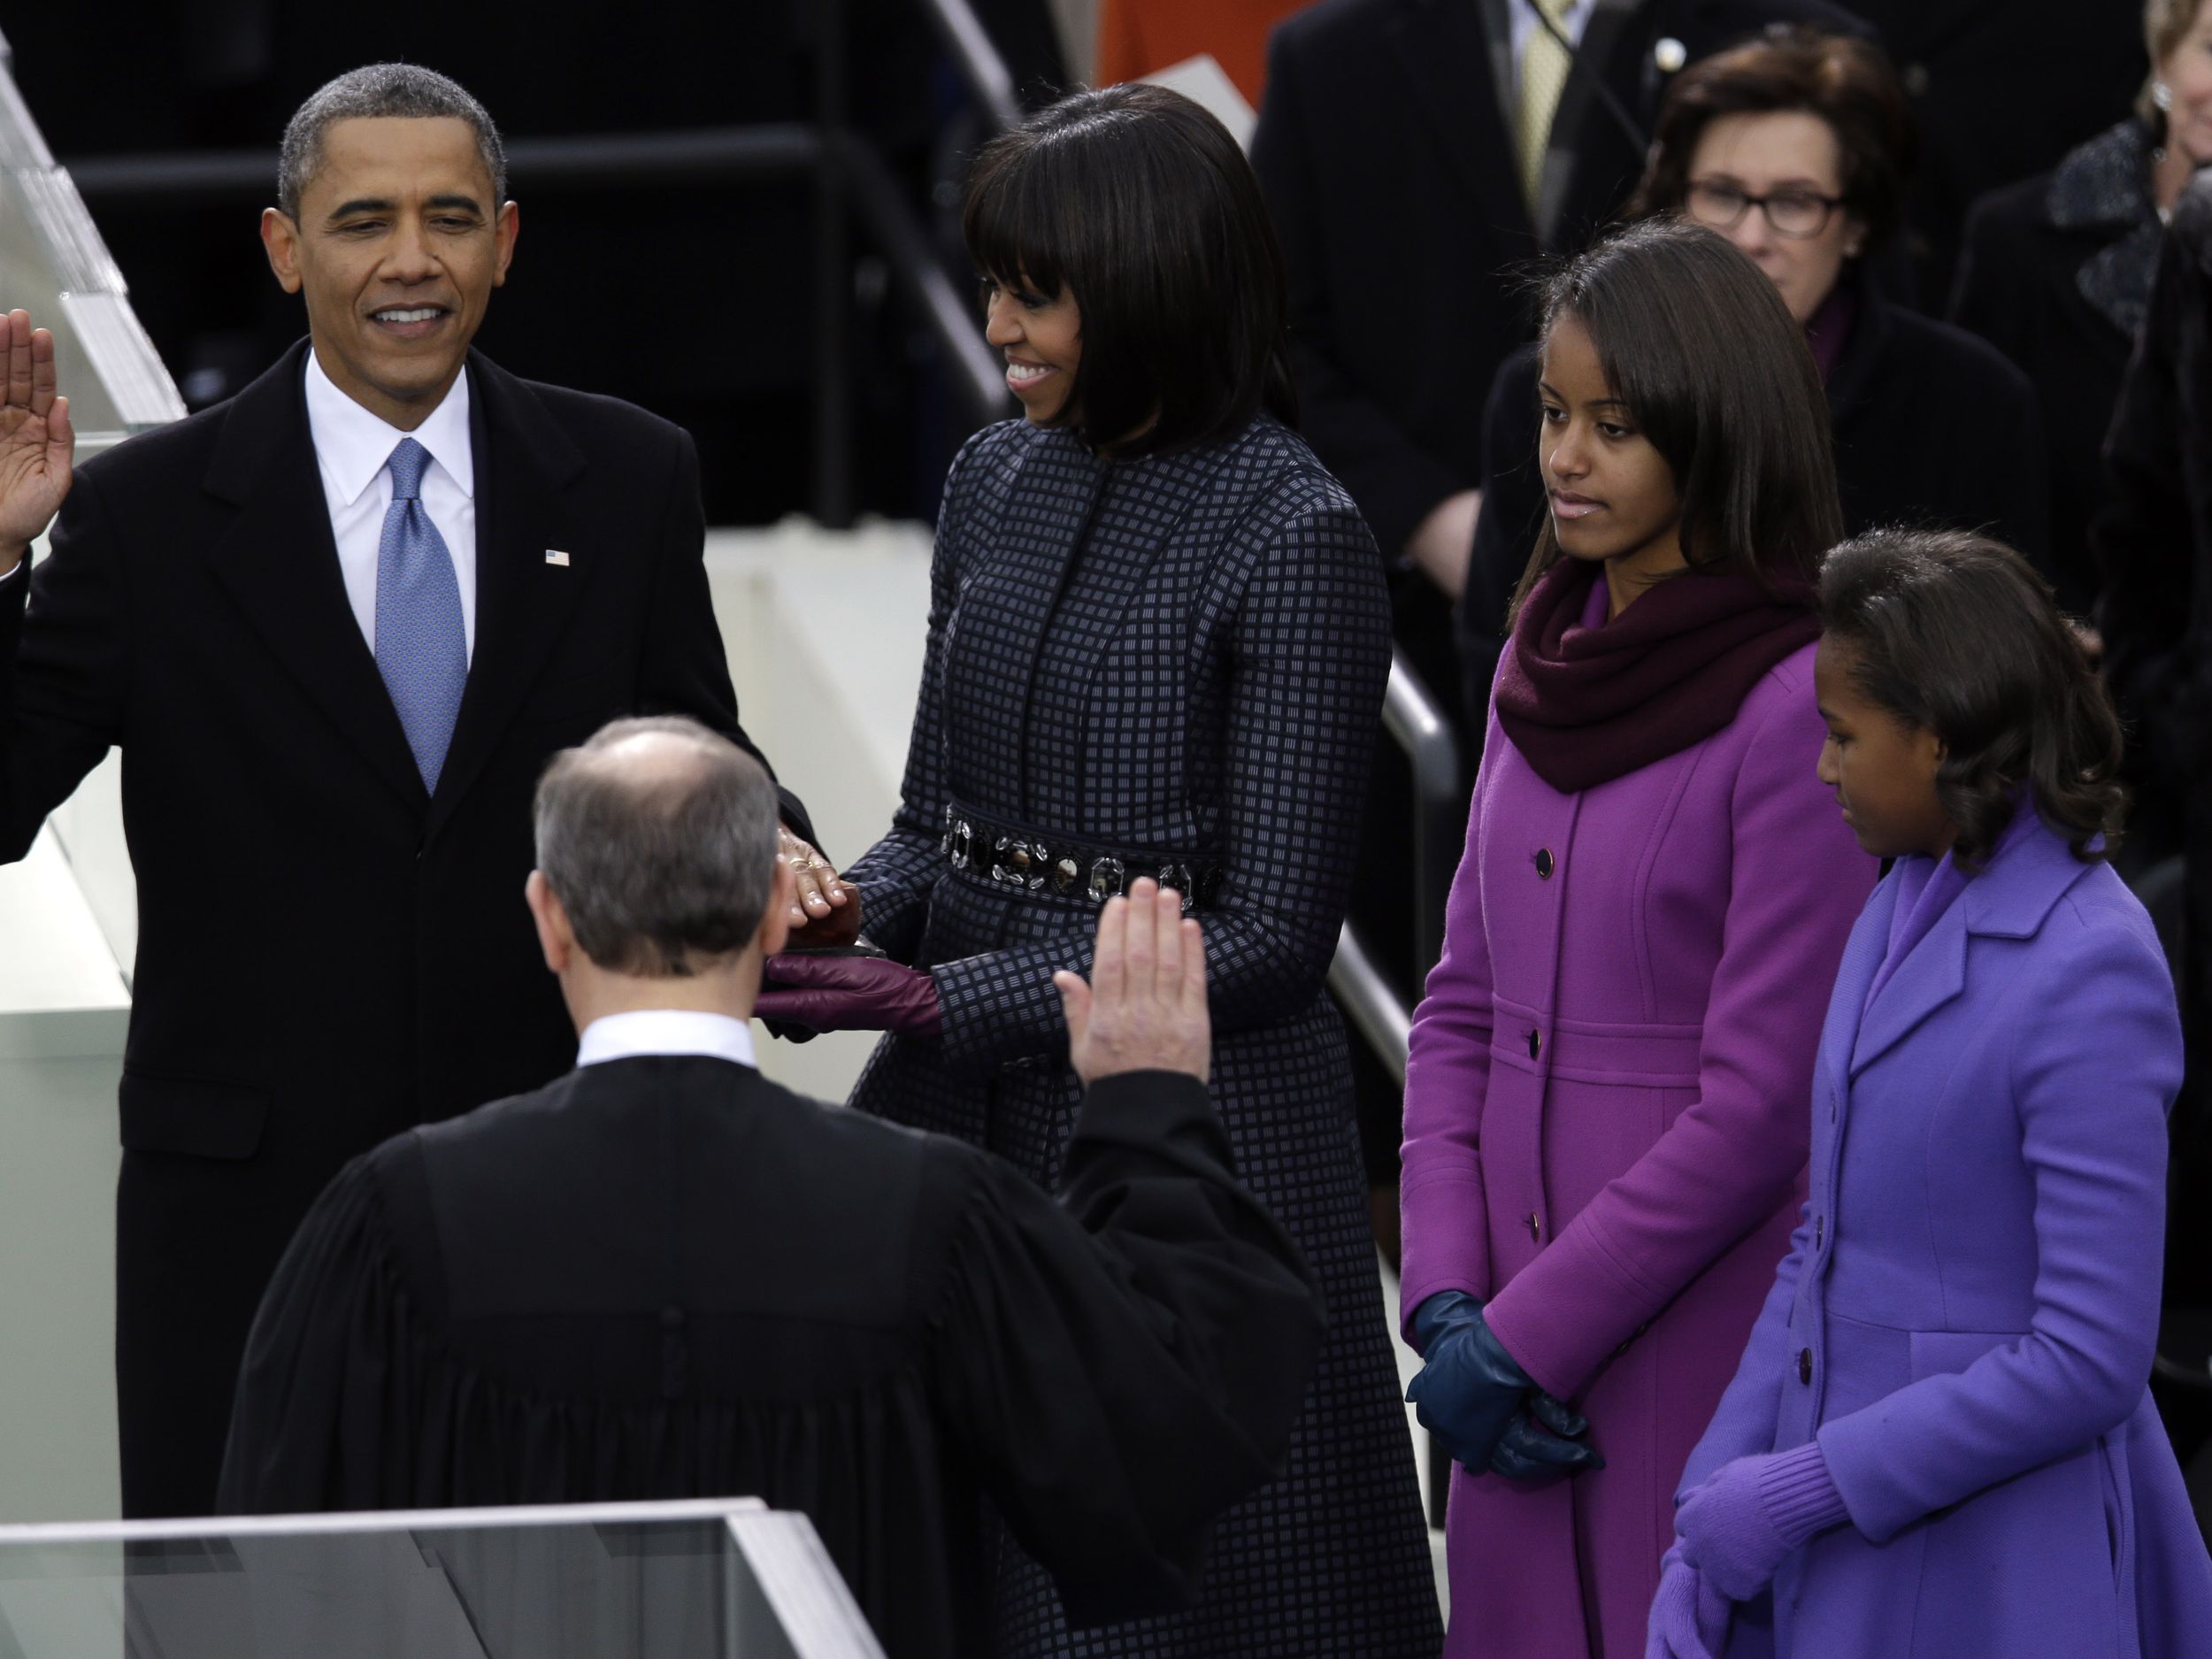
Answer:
[{"left": 0, "top": 1497, "right": 887, "bottom": 1658}]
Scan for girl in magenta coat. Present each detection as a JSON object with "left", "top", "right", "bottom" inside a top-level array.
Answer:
[
  {"left": 1399, "top": 220, "right": 1877, "bottom": 1658},
  {"left": 1652, "top": 531, "right": 2212, "bottom": 1658}
]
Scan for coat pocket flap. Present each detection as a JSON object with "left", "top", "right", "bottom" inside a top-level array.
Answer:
[{"left": 119, "top": 1070, "right": 270, "bottom": 1160}]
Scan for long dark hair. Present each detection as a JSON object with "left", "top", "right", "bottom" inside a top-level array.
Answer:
[
  {"left": 1509, "top": 219, "right": 1843, "bottom": 620},
  {"left": 1818, "top": 529, "right": 2128, "bottom": 868},
  {"left": 961, "top": 83, "right": 1297, "bottom": 456}
]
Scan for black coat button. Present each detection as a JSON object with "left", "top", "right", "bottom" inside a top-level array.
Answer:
[
  {"left": 1533, "top": 848, "right": 1555, "bottom": 879},
  {"left": 1527, "top": 1029, "right": 1542, "bottom": 1060},
  {"left": 1797, "top": 1347, "right": 1813, "bottom": 1385}
]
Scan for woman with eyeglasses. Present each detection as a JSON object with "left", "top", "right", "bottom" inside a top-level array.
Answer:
[{"left": 1456, "top": 27, "right": 2051, "bottom": 724}]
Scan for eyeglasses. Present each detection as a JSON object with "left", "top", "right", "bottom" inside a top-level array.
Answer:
[{"left": 1683, "top": 181, "right": 1843, "bottom": 240}]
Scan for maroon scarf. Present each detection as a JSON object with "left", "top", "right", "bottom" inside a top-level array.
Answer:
[{"left": 1494, "top": 558, "right": 1820, "bottom": 794}]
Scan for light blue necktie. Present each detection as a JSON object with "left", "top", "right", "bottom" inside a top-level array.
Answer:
[{"left": 374, "top": 437, "right": 467, "bottom": 793}]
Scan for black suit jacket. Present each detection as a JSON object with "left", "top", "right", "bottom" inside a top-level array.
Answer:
[
  {"left": 1252, "top": 0, "right": 1870, "bottom": 561},
  {"left": 0, "top": 339, "right": 807, "bottom": 1517}
]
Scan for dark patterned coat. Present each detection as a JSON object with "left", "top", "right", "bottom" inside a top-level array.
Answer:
[{"left": 841, "top": 415, "right": 1443, "bottom": 1657}]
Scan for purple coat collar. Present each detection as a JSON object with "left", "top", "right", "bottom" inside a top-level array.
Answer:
[{"left": 1828, "top": 812, "right": 2095, "bottom": 1090}]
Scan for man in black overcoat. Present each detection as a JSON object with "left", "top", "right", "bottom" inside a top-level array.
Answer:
[
  {"left": 2095, "top": 173, "right": 2212, "bottom": 1311},
  {"left": 0, "top": 64, "right": 837, "bottom": 1518}
]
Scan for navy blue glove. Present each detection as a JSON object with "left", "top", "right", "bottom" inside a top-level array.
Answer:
[
  {"left": 1406, "top": 1291, "right": 1541, "bottom": 1474},
  {"left": 1490, "top": 1388, "right": 1605, "bottom": 1481}
]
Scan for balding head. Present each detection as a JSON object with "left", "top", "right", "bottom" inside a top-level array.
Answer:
[{"left": 532, "top": 717, "right": 780, "bottom": 976}]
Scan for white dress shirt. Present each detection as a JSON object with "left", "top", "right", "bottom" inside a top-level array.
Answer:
[
  {"left": 302, "top": 348, "right": 479, "bottom": 661},
  {"left": 1509, "top": 0, "right": 1597, "bottom": 84},
  {"left": 575, "top": 1009, "right": 759, "bottom": 1071}
]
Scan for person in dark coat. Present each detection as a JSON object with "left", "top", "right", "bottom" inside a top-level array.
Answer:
[
  {"left": 1837, "top": 0, "right": 2149, "bottom": 305},
  {"left": 2095, "top": 173, "right": 2212, "bottom": 1309},
  {"left": 1456, "top": 27, "right": 2047, "bottom": 725},
  {"left": 754, "top": 87, "right": 1441, "bottom": 1658},
  {"left": 0, "top": 66, "right": 833, "bottom": 1521},
  {"left": 219, "top": 719, "right": 1326, "bottom": 1659},
  {"left": 1950, "top": 0, "right": 2212, "bottom": 618}
]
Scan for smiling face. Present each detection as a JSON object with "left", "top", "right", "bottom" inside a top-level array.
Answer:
[
  {"left": 982, "top": 274, "right": 1082, "bottom": 424},
  {"left": 2162, "top": 2, "right": 2212, "bottom": 169},
  {"left": 1683, "top": 111, "right": 1864, "bottom": 324},
  {"left": 260, "top": 115, "right": 517, "bottom": 430},
  {"left": 1537, "top": 311, "right": 1686, "bottom": 610},
  {"left": 1814, "top": 634, "right": 1954, "bottom": 859}
]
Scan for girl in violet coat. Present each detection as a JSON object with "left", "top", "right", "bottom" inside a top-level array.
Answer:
[
  {"left": 1399, "top": 219, "right": 1877, "bottom": 1659},
  {"left": 1652, "top": 531, "right": 2212, "bottom": 1658}
]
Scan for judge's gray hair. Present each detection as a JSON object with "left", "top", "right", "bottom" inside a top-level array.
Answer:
[
  {"left": 277, "top": 63, "right": 507, "bottom": 220},
  {"left": 534, "top": 718, "right": 780, "bottom": 977}
]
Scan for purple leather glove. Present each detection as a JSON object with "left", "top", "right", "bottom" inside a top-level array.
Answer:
[
  {"left": 1674, "top": 1443, "right": 1847, "bottom": 1601},
  {"left": 1646, "top": 1544, "right": 1729, "bottom": 1659},
  {"left": 756, "top": 955, "right": 942, "bottom": 1038}
]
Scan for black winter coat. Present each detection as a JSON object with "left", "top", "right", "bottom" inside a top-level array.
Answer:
[
  {"left": 2097, "top": 177, "right": 2212, "bottom": 1076},
  {"left": 1455, "top": 272, "right": 2049, "bottom": 726},
  {"left": 1952, "top": 119, "right": 2163, "bottom": 612}
]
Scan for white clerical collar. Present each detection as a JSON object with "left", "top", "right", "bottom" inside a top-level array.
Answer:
[
  {"left": 302, "top": 344, "right": 475, "bottom": 508},
  {"left": 575, "top": 1010, "right": 758, "bottom": 1071}
]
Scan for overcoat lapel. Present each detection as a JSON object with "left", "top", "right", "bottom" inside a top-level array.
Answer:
[
  {"left": 1536, "top": 0, "right": 1638, "bottom": 242},
  {"left": 1821, "top": 880, "right": 1891, "bottom": 1103},
  {"left": 1386, "top": 0, "right": 1534, "bottom": 243},
  {"left": 202, "top": 342, "right": 426, "bottom": 813},
  {"left": 424, "top": 353, "right": 589, "bottom": 843},
  {"left": 1848, "top": 904, "right": 1969, "bottom": 1079},
  {"left": 1847, "top": 824, "right": 2093, "bottom": 1079}
]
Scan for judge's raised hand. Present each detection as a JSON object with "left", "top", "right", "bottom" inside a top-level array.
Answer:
[
  {"left": 1054, "top": 878, "right": 1210, "bottom": 1087},
  {"left": 0, "top": 311, "right": 73, "bottom": 577}
]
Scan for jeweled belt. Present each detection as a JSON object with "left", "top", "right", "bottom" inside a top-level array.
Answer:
[{"left": 940, "top": 802, "right": 1227, "bottom": 910}]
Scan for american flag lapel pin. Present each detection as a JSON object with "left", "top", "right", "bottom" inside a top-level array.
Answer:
[{"left": 544, "top": 549, "right": 572, "bottom": 567}]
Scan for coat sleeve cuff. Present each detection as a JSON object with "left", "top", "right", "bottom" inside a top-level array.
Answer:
[
  {"left": 1756, "top": 1440, "right": 1847, "bottom": 1548},
  {"left": 1479, "top": 1220, "right": 1647, "bottom": 1400}
]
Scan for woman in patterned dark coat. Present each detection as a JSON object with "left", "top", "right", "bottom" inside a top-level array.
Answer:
[{"left": 757, "top": 83, "right": 1442, "bottom": 1659}]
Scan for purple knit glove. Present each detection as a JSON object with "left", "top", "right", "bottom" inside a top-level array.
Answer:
[
  {"left": 1675, "top": 1444, "right": 1848, "bottom": 1601},
  {"left": 1646, "top": 1546, "right": 1729, "bottom": 1659},
  {"left": 756, "top": 955, "right": 942, "bottom": 1038}
]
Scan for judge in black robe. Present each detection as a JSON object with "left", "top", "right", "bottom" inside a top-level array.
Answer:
[{"left": 216, "top": 718, "right": 1325, "bottom": 1659}]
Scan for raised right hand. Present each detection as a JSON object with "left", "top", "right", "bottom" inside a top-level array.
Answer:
[
  {"left": 1054, "top": 878, "right": 1210, "bottom": 1087},
  {"left": 0, "top": 311, "right": 73, "bottom": 577}
]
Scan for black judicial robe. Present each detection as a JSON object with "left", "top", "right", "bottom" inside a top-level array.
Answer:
[{"left": 216, "top": 1058, "right": 1324, "bottom": 1659}]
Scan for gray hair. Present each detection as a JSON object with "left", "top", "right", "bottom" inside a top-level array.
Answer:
[
  {"left": 533, "top": 718, "right": 781, "bottom": 977},
  {"left": 277, "top": 63, "right": 507, "bottom": 220}
]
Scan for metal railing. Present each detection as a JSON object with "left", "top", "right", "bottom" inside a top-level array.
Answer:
[{"left": 1326, "top": 651, "right": 1463, "bottom": 1084}]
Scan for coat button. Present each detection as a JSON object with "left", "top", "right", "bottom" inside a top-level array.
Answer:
[
  {"left": 1527, "top": 1029, "right": 1542, "bottom": 1060},
  {"left": 1797, "top": 1347, "right": 1813, "bottom": 1385},
  {"left": 1533, "top": 848, "right": 1555, "bottom": 879}
]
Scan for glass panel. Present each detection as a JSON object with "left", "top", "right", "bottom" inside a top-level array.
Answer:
[
  {"left": 0, "top": 1500, "right": 885, "bottom": 1659},
  {"left": 0, "top": 32, "right": 184, "bottom": 450}
]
